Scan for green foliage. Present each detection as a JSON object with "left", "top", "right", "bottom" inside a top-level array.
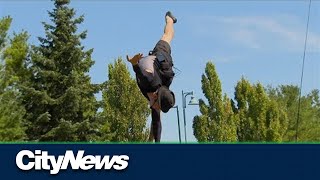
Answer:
[
  {"left": 100, "top": 59, "right": 150, "bottom": 142},
  {"left": 22, "top": 0, "right": 99, "bottom": 141},
  {"left": 0, "top": 16, "right": 12, "bottom": 50},
  {"left": 0, "top": 91, "right": 26, "bottom": 141},
  {"left": 193, "top": 61, "right": 237, "bottom": 142},
  {"left": 2, "top": 31, "right": 29, "bottom": 88},
  {"left": 267, "top": 86, "right": 320, "bottom": 142},
  {"left": 0, "top": 16, "right": 27, "bottom": 141},
  {"left": 233, "top": 78, "right": 288, "bottom": 142},
  {"left": 0, "top": 16, "right": 13, "bottom": 91},
  {"left": 194, "top": 60, "right": 319, "bottom": 142},
  {"left": 193, "top": 61, "right": 288, "bottom": 142}
]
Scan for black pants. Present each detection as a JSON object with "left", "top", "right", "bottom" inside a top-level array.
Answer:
[{"left": 150, "top": 40, "right": 174, "bottom": 87}]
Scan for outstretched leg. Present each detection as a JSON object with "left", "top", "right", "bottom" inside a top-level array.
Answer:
[{"left": 161, "top": 12, "right": 177, "bottom": 45}]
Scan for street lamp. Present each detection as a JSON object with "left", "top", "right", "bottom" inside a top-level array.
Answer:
[
  {"left": 172, "top": 106, "right": 181, "bottom": 143},
  {"left": 182, "top": 90, "right": 199, "bottom": 143},
  {"left": 189, "top": 96, "right": 199, "bottom": 106}
]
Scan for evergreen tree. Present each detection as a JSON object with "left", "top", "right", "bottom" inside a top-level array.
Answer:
[
  {"left": 100, "top": 59, "right": 150, "bottom": 142},
  {"left": 193, "top": 61, "right": 237, "bottom": 142},
  {"left": 23, "top": 0, "right": 99, "bottom": 141}
]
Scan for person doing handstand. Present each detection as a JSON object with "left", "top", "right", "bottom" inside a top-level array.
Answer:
[{"left": 127, "top": 11, "right": 177, "bottom": 142}]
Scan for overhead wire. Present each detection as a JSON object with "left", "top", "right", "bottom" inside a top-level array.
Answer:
[{"left": 295, "top": 0, "right": 312, "bottom": 142}]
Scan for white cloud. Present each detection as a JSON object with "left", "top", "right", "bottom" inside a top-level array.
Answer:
[
  {"left": 190, "top": 15, "right": 320, "bottom": 53},
  {"left": 229, "top": 28, "right": 261, "bottom": 49}
]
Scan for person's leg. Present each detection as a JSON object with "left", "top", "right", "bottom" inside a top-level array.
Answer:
[
  {"left": 151, "top": 108, "right": 161, "bottom": 142},
  {"left": 161, "top": 15, "right": 175, "bottom": 45},
  {"left": 151, "top": 11, "right": 177, "bottom": 57}
]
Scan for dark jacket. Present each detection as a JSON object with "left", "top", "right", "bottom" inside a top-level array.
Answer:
[{"left": 133, "top": 63, "right": 162, "bottom": 100}]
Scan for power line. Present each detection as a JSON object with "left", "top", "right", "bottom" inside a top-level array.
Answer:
[{"left": 295, "top": 0, "right": 312, "bottom": 142}]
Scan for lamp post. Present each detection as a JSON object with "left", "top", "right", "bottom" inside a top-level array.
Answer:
[
  {"left": 172, "top": 106, "right": 181, "bottom": 143},
  {"left": 182, "top": 90, "right": 199, "bottom": 143},
  {"left": 189, "top": 96, "right": 199, "bottom": 105}
]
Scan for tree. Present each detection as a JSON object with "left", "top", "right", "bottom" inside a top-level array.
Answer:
[
  {"left": 267, "top": 85, "right": 320, "bottom": 142},
  {"left": 0, "top": 90, "right": 26, "bottom": 141},
  {"left": 100, "top": 58, "right": 150, "bottom": 142},
  {"left": 0, "top": 16, "right": 12, "bottom": 89},
  {"left": 23, "top": 0, "right": 99, "bottom": 141},
  {"left": 193, "top": 61, "right": 237, "bottom": 142},
  {"left": 233, "top": 78, "right": 288, "bottom": 142},
  {"left": 192, "top": 60, "right": 288, "bottom": 142},
  {"left": 0, "top": 16, "right": 27, "bottom": 141},
  {"left": 0, "top": 16, "right": 11, "bottom": 51}
]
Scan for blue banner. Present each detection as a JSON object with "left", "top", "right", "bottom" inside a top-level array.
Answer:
[{"left": 1, "top": 144, "right": 320, "bottom": 179}]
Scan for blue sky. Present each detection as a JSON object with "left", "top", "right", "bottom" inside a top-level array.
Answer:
[{"left": 1, "top": 1, "right": 320, "bottom": 142}]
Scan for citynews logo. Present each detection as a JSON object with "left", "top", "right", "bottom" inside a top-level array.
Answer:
[{"left": 16, "top": 150, "right": 129, "bottom": 175}]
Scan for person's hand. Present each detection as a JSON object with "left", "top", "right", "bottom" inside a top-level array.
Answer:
[{"left": 126, "top": 53, "right": 143, "bottom": 65}]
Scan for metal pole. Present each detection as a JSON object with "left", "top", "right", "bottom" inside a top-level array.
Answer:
[
  {"left": 175, "top": 106, "right": 181, "bottom": 143},
  {"left": 182, "top": 91, "right": 187, "bottom": 143},
  {"left": 181, "top": 90, "right": 187, "bottom": 142},
  {"left": 183, "top": 106, "right": 187, "bottom": 142}
]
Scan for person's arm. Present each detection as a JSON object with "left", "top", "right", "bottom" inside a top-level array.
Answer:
[
  {"left": 126, "top": 53, "right": 142, "bottom": 65},
  {"left": 136, "top": 77, "right": 149, "bottom": 100},
  {"left": 151, "top": 108, "right": 161, "bottom": 142},
  {"left": 127, "top": 53, "right": 150, "bottom": 99}
]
